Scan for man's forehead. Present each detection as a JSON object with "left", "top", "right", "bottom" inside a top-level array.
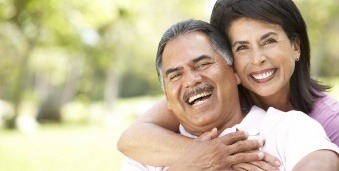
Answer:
[{"left": 162, "top": 32, "right": 216, "bottom": 65}]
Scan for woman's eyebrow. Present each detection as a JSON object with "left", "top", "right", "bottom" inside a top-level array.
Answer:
[
  {"left": 232, "top": 32, "right": 279, "bottom": 46},
  {"left": 232, "top": 40, "right": 248, "bottom": 47},
  {"left": 260, "top": 32, "right": 278, "bottom": 41}
]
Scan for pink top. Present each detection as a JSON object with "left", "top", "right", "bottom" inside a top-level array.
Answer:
[{"left": 309, "top": 93, "right": 339, "bottom": 146}]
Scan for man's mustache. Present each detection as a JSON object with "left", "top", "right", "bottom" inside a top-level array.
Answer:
[{"left": 183, "top": 84, "right": 214, "bottom": 102}]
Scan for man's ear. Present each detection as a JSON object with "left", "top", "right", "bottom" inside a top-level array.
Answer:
[
  {"left": 234, "top": 73, "right": 241, "bottom": 85},
  {"left": 164, "top": 91, "right": 172, "bottom": 110}
]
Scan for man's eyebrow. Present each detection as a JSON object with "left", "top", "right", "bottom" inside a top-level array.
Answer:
[
  {"left": 165, "top": 66, "right": 183, "bottom": 77},
  {"left": 164, "top": 55, "right": 212, "bottom": 77},
  {"left": 192, "top": 55, "right": 213, "bottom": 63}
]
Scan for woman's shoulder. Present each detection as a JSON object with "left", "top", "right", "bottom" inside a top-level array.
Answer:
[
  {"left": 311, "top": 93, "right": 339, "bottom": 114},
  {"left": 310, "top": 92, "right": 339, "bottom": 146}
]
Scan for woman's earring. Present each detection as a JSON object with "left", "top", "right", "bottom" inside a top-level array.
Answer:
[{"left": 296, "top": 56, "right": 300, "bottom": 61}]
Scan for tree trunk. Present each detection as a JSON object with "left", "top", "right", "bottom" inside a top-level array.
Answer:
[
  {"left": 104, "top": 62, "right": 120, "bottom": 110},
  {"left": 61, "top": 58, "right": 83, "bottom": 106},
  {"left": 5, "top": 45, "right": 32, "bottom": 129}
]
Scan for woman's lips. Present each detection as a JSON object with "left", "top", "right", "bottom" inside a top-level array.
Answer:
[{"left": 250, "top": 68, "right": 277, "bottom": 83}]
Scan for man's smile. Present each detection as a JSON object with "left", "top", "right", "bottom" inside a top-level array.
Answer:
[{"left": 183, "top": 84, "right": 214, "bottom": 106}]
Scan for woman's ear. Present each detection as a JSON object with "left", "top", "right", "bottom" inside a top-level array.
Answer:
[
  {"left": 234, "top": 73, "right": 241, "bottom": 85},
  {"left": 293, "top": 37, "right": 301, "bottom": 59}
]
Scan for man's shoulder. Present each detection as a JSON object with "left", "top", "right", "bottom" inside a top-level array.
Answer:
[
  {"left": 266, "top": 107, "right": 310, "bottom": 121},
  {"left": 263, "top": 107, "right": 320, "bottom": 133}
]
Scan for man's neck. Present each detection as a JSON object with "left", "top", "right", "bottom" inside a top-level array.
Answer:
[{"left": 216, "top": 106, "right": 246, "bottom": 137}]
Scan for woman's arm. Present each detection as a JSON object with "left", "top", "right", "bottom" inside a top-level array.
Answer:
[
  {"left": 292, "top": 150, "right": 339, "bottom": 171},
  {"left": 117, "top": 98, "right": 278, "bottom": 168},
  {"left": 117, "top": 98, "right": 192, "bottom": 166}
]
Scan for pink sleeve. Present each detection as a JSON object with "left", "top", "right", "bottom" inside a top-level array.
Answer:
[{"left": 309, "top": 94, "right": 339, "bottom": 146}]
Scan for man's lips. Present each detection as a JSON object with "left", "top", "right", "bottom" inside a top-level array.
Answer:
[
  {"left": 183, "top": 84, "right": 214, "bottom": 106},
  {"left": 188, "top": 92, "right": 212, "bottom": 105}
]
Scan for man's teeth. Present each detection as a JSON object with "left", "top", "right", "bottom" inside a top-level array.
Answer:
[
  {"left": 188, "top": 92, "right": 210, "bottom": 104},
  {"left": 252, "top": 70, "right": 274, "bottom": 80}
]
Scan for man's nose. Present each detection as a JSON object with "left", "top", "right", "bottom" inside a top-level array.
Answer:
[{"left": 183, "top": 70, "right": 202, "bottom": 88}]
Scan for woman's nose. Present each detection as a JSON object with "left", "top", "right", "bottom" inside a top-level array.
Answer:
[{"left": 251, "top": 48, "right": 267, "bottom": 65}]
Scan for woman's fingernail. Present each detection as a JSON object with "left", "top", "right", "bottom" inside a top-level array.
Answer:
[
  {"left": 275, "top": 161, "right": 281, "bottom": 165},
  {"left": 258, "top": 140, "right": 264, "bottom": 146},
  {"left": 258, "top": 152, "right": 264, "bottom": 158}
]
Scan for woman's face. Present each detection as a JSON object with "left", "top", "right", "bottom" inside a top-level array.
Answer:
[{"left": 228, "top": 18, "right": 300, "bottom": 97}]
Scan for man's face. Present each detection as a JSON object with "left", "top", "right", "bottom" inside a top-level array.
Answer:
[{"left": 161, "top": 31, "right": 241, "bottom": 135}]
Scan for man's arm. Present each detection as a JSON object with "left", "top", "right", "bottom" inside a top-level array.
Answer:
[
  {"left": 279, "top": 110, "right": 339, "bottom": 170},
  {"left": 292, "top": 150, "right": 339, "bottom": 171}
]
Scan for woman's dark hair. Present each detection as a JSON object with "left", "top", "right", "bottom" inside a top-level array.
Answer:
[{"left": 210, "top": 0, "right": 330, "bottom": 114}]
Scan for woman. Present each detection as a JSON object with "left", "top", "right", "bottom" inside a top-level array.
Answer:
[{"left": 118, "top": 0, "right": 339, "bottom": 168}]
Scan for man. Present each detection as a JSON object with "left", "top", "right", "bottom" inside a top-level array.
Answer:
[{"left": 121, "top": 19, "right": 339, "bottom": 171}]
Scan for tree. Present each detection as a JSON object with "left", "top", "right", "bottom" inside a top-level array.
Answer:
[
  {"left": 296, "top": 0, "right": 339, "bottom": 76},
  {"left": 0, "top": 0, "right": 211, "bottom": 128}
]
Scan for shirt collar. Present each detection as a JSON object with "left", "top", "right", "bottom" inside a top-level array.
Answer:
[{"left": 179, "top": 105, "right": 266, "bottom": 138}]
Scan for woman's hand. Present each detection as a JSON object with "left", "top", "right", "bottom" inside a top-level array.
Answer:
[
  {"left": 232, "top": 152, "right": 280, "bottom": 171},
  {"left": 168, "top": 129, "right": 276, "bottom": 170}
]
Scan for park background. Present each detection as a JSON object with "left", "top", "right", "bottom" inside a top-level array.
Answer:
[{"left": 0, "top": 0, "right": 338, "bottom": 170}]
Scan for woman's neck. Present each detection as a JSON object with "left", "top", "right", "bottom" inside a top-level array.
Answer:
[{"left": 250, "top": 91, "right": 294, "bottom": 112}]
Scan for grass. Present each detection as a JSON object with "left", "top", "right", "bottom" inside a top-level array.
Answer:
[
  {"left": 0, "top": 124, "right": 125, "bottom": 171},
  {"left": 0, "top": 78, "right": 338, "bottom": 171},
  {"left": 0, "top": 96, "right": 161, "bottom": 171}
]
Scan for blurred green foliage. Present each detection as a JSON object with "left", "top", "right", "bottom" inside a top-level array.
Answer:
[
  {"left": 296, "top": 0, "right": 339, "bottom": 76},
  {"left": 0, "top": 0, "right": 338, "bottom": 128},
  {"left": 0, "top": 0, "right": 207, "bottom": 127}
]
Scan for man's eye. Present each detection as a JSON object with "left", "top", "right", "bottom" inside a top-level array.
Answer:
[
  {"left": 169, "top": 73, "right": 181, "bottom": 81},
  {"left": 197, "top": 62, "right": 212, "bottom": 69}
]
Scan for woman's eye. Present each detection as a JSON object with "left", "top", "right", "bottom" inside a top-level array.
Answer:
[
  {"left": 263, "top": 38, "right": 277, "bottom": 45},
  {"left": 235, "top": 45, "right": 247, "bottom": 52}
]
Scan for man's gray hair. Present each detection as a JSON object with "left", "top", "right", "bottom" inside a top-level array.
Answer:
[{"left": 155, "top": 19, "right": 233, "bottom": 89}]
